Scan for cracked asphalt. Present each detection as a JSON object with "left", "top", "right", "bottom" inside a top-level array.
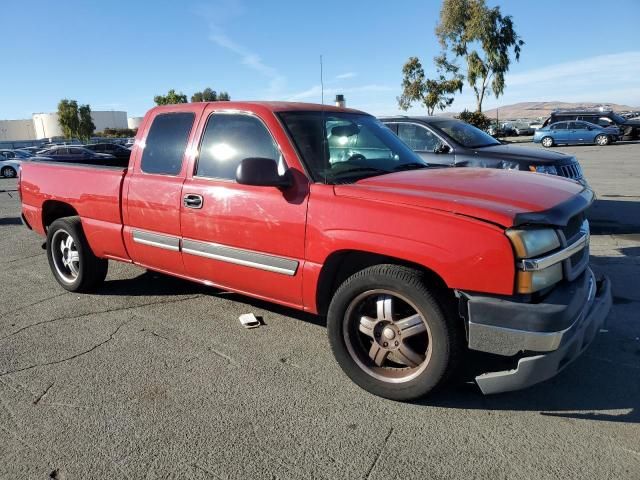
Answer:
[{"left": 1, "top": 142, "right": 639, "bottom": 479}]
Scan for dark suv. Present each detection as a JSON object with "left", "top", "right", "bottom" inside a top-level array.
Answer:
[
  {"left": 381, "top": 116, "right": 585, "bottom": 183},
  {"left": 84, "top": 142, "right": 132, "bottom": 160},
  {"left": 542, "top": 109, "right": 640, "bottom": 141}
]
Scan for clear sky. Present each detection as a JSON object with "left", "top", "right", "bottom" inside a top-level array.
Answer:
[{"left": 3, "top": 0, "right": 639, "bottom": 119}]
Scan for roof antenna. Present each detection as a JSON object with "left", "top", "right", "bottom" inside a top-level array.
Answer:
[{"left": 320, "top": 55, "right": 324, "bottom": 105}]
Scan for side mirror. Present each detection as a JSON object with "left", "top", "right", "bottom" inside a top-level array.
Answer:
[
  {"left": 236, "top": 157, "right": 292, "bottom": 189},
  {"left": 434, "top": 143, "right": 451, "bottom": 154}
]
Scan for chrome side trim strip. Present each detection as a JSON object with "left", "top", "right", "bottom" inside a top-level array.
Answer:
[
  {"left": 182, "top": 238, "right": 299, "bottom": 276},
  {"left": 519, "top": 232, "right": 589, "bottom": 271},
  {"left": 132, "top": 229, "right": 180, "bottom": 252}
]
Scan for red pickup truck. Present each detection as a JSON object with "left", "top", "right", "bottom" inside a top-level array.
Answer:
[{"left": 19, "top": 102, "right": 611, "bottom": 400}]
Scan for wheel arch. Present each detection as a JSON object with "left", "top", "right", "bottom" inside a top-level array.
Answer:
[
  {"left": 41, "top": 200, "right": 79, "bottom": 232},
  {"left": 315, "top": 249, "right": 450, "bottom": 316}
]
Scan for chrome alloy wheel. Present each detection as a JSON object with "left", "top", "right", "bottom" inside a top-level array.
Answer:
[
  {"left": 343, "top": 290, "right": 432, "bottom": 384},
  {"left": 51, "top": 230, "right": 80, "bottom": 283},
  {"left": 541, "top": 137, "right": 553, "bottom": 148},
  {"left": 595, "top": 134, "right": 609, "bottom": 146}
]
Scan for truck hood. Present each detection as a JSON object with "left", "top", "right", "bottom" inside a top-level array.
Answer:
[
  {"left": 334, "top": 168, "right": 589, "bottom": 228},
  {"left": 469, "top": 145, "right": 573, "bottom": 164}
]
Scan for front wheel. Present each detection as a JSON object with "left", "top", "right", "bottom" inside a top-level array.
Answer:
[
  {"left": 595, "top": 134, "right": 610, "bottom": 146},
  {"left": 327, "top": 265, "right": 460, "bottom": 401},
  {"left": 1, "top": 166, "right": 16, "bottom": 178},
  {"left": 541, "top": 136, "right": 554, "bottom": 148},
  {"left": 46, "top": 216, "right": 108, "bottom": 292}
]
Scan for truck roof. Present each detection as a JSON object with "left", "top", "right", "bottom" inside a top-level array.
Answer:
[{"left": 150, "top": 101, "right": 366, "bottom": 115}]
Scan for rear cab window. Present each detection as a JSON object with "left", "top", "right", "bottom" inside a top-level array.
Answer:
[{"left": 141, "top": 112, "right": 195, "bottom": 175}]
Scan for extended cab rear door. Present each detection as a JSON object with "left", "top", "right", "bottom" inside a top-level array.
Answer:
[
  {"left": 123, "top": 105, "right": 204, "bottom": 276},
  {"left": 179, "top": 106, "right": 310, "bottom": 308}
]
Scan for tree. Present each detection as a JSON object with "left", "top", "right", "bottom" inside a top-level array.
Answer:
[
  {"left": 436, "top": 0, "right": 524, "bottom": 112},
  {"left": 77, "top": 104, "right": 95, "bottom": 141},
  {"left": 191, "top": 88, "right": 230, "bottom": 102},
  {"left": 191, "top": 87, "right": 217, "bottom": 102},
  {"left": 154, "top": 89, "right": 188, "bottom": 105},
  {"left": 398, "top": 55, "right": 463, "bottom": 115},
  {"left": 57, "top": 99, "right": 80, "bottom": 139},
  {"left": 455, "top": 109, "right": 491, "bottom": 131}
]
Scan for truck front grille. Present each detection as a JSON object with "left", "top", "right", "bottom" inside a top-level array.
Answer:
[{"left": 557, "top": 162, "right": 583, "bottom": 180}]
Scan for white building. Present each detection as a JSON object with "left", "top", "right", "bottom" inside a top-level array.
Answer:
[
  {"left": 1, "top": 111, "right": 129, "bottom": 141},
  {"left": 0, "top": 119, "right": 36, "bottom": 141},
  {"left": 127, "top": 116, "right": 143, "bottom": 130}
]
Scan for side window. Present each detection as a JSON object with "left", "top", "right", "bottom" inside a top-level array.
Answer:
[
  {"left": 568, "top": 122, "right": 580, "bottom": 129},
  {"left": 397, "top": 124, "right": 440, "bottom": 151},
  {"left": 196, "top": 114, "right": 281, "bottom": 180},
  {"left": 141, "top": 112, "right": 195, "bottom": 175},
  {"left": 598, "top": 117, "right": 613, "bottom": 127},
  {"left": 384, "top": 123, "right": 398, "bottom": 135},
  {"left": 551, "top": 123, "right": 566, "bottom": 130}
]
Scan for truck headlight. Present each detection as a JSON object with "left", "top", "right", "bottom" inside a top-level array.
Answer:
[
  {"left": 506, "top": 228, "right": 562, "bottom": 293},
  {"left": 506, "top": 228, "right": 560, "bottom": 258},
  {"left": 529, "top": 165, "right": 557, "bottom": 175}
]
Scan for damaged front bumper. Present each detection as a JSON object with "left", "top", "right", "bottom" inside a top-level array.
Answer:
[{"left": 458, "top": 268, "right": 612, "bottom": 395}]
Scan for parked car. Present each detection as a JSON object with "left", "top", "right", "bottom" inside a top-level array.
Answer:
[
  {"left": 13, "top": 149, "right": 35, "bottom": 158},
  {"left": 512, "top": 123, "right": 535, "bottom": 136},
  {"left": 19, "top": 101, "right": 611, "bottom": 400},
  {"left": 84, "top": 142, "right": 132, "bottom": 161},
  {"left": 381, "top": 117, "right": 585, "bottom": 183},
  {"left": 36, "top": 146, "right": 117, "bottom": 164},
  {"left": 542, "top": 109, "right": 640, "bottom": 141},
  {"left": 534, "top": 121, "right": 620, "bottom": 147},
  {"left": 21, "top": 146, "right": 44, "bottom": 155},
  {"left": 0, "top": 158, "right": 21, "bottom": 178},
  {"left": 487, "top": 123, "right": 516, "bottom": 137}
]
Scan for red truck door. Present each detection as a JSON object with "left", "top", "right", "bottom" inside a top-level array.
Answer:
[
  {"left": 179, "top": 108, "right": 309, "bottom": 308},
  {"left": 123, "top": 106, "right": 202, "bottom": 276}
]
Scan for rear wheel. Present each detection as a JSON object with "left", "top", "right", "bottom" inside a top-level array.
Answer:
[
  {"left": 46, "top": 216, "right": 108, "bottom": 292},
  {"left": 595, "top": 134, "right": 610, "bottom": 146},
  {"left": 541, "top": 136, "right": 554, "bottom": 148},
  {"left": 327, "top": 264, "right": 460, "bottom": 401},
  {"left": 1, "top": 166, "right": 16, "bottom": 178}
]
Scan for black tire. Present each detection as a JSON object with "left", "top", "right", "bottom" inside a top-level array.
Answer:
[
  {"left": 541, "top": 136, "right": 554, "bottom": 148},
  {"left": 46, "top": 216, "right": 108, "bottom": 292},
  {"left": 1, "top": 166, "right": 16, "bottom": 178},
  {"left": 595, "top": 134, "right": 610, "bottom": 146},
  {"left": 327, "top": 264, "right": 461, "bottom": 401}
]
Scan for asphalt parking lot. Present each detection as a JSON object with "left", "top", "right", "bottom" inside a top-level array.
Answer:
[{"left": 1, "top": 143, "right": 639, "bottom": 479}]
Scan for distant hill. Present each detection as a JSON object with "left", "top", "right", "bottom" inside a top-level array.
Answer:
[{"left": 483, "top": 101, "right": 640, "bottom": 120}]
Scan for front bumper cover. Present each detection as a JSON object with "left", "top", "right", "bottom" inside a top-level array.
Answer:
[{"left": 459, "top": 268, "right": 612, "bottom": 395}]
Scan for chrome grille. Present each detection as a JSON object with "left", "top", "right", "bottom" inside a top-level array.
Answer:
[{"left": 557, "top": 162, "right": 583, "bottom": 180}]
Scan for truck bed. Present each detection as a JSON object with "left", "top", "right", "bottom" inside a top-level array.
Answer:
[{"left": 20, "top": 160, "right": 130, "bottom": 261}]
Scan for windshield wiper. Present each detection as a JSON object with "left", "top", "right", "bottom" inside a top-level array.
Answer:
[
  {"left": 393, "top": 162, "right": 429, "bottom": 171},
  {"left": 332, "top": 166, "right": 390, "bottom": 177}
]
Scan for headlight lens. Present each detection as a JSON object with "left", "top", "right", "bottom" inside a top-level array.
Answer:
[
  {"left": 500, "top": 160, "right": 520, "bottom": 170},
  {"left": 505, "top": 228, "right": 560, "bottom": 258},
  {"left": 506, "top": 228, "right": 563, "bottom": 294},
  {"left": 529, "top": 165, "right": 558, "bottom": 175}
]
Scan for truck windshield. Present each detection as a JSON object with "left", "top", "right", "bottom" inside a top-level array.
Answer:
[
  {"left": 278, "top": 111, "right": 429, "bottom": 183},
  {"left": 430, "top": 119, "right": 501, "bottom": 149}
]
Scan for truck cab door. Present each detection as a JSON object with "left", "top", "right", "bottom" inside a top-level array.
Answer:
[
  {"left": 123, "top": 107, "right": 203, "bottom": 276},
  {"left": 179, "top": 108, "right": 309, "bottom": 308},
  {"left": 396, "top": 123, "right": 455, "bottom": 166}
]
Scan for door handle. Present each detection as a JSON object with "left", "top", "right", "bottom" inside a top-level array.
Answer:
[{"left": 183, "top": 194, "right": 203, "bottom": 209}]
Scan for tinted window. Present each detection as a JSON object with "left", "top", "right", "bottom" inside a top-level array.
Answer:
[
  {"left": 597, "top": 117, "right": 613, "bottom": 126},
  {"left": 551, "top": 123, "right": 567, "bottom": 130},
  {"left": 69, "top": 148, "right": 83, "bottom": 155},
  {"left": 397, "top": 124, "right": 441, "bottom": 151},
  {"left": 568, "top": 122, "right": 580, "bottom": 129},
  {"left": 141, "top": 113, "right": 194, "bottom": 175},
  {"left": 196, "top": 114, "right": 281, "bottom": 180},
  {"left": 429, "top": 119, "right": 500, "bottom": 148}
]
